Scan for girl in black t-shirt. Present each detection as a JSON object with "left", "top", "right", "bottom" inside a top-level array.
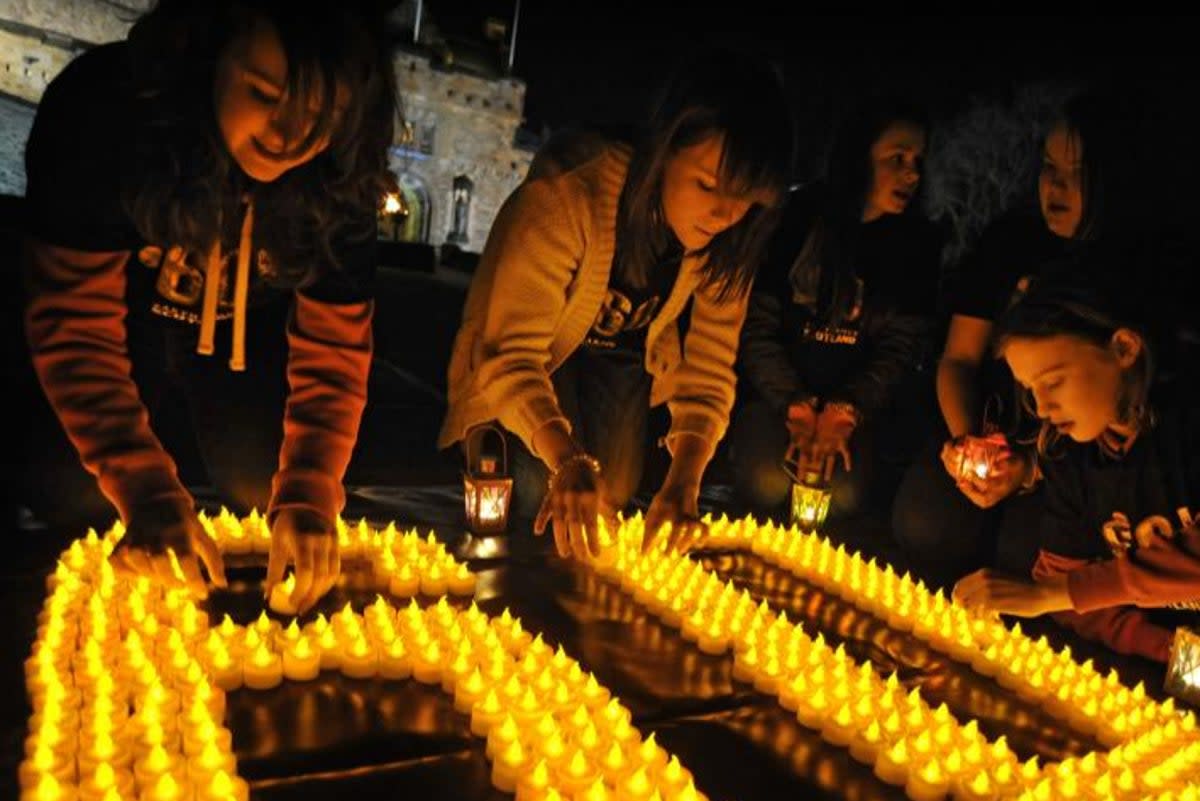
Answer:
[
  {"left": 892, "top": 91, "right": 1155, "bottom": 589},
  {"left": 18, "top": 0, "right": 397, "bottom": 611},
  {"left": 730, "top": 97, "right": 942, "bottom": 522}
]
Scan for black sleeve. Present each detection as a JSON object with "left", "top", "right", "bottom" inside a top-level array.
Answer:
[
  {"left": 948, "top": 214, "right": 1030, "bottom": 321},
  {"left": 24, "top": 44, "right": 141, "bottom": 252}
]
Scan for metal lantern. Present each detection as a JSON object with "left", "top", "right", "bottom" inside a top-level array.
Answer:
[
  {"left": 463, "top": 424, "right": 512, "bottom": 535},
  {"left": 782, "top": 451, "right": 831, "bottom": 532},
  {"left": 1165, "top": 626, "right": 1200, "bottom": 706},
  {"left": 957, "top": 434, "right": 1007, "bottom": 482}
]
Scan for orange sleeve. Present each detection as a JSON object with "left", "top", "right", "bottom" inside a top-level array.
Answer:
[
  {"left": 23, "top": 240, "right": 192, "bottom": 523},
  {"left": 1033, "top": 550, "right": 1174, "bottom": 663},
  {"left": 268, "top": 291, "right": 373, "bottom": 529}
]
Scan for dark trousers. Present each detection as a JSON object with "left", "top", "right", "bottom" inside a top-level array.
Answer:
[
  {"left": 12, "top": 300, "right": 290, "bottom": 532},
  {"left": 506, "top": 349, "right": 652, "bottom": 521},
  {"left": 891, "top": 439, "right": 1045, "bottom": 590}
]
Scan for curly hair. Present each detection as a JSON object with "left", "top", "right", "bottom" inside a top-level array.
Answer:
[{"left": 121, "top": 0, "right": 398, "bottom": 288}]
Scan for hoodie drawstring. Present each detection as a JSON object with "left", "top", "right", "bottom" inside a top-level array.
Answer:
[{"left": 195, "top": 200, "right": 255, "bottom": 371}]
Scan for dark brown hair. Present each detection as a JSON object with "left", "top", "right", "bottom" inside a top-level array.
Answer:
[
  {"left": 993, "top": 269, "right": 1155, "bottom": 456},
  {"left": 613, "top": 48, "right": 794, "bottom": 302},
  {"left": 122, "top": 0, "right": 398, "bottom": 288}
]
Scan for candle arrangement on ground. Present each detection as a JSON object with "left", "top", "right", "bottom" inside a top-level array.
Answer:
[
  {"left": 18, "top": 518, "right": 707, "bottom": 801},
  {"left": 590, "top": 513, "right": 1200, "bottom": 801},
  {"left": 198, "top": 508, "right": 477, "bottom": 604}
]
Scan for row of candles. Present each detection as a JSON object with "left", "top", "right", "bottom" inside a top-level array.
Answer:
[
  {"left": 200, "top": 508, "right": 478, "bottom": 601},
  {"left": 22, "top": 520, "right": 712, "bottom": 800},
  {"left": 699, "top": 514, "right": 1186, "bottom": 748},
  {"left": 592, "top": 514, "right": 1200, "bottom": 801}
]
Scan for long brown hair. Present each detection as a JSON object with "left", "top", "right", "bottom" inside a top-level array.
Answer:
[
  {"left": 613, "top": 49, "right": 794, "bottom": 303},
  {"left": 122, "top": 0, "right": 398, "bottom": 288},
  {"left": 993, "top": 269, "right": 1155, "bottom": 457}
]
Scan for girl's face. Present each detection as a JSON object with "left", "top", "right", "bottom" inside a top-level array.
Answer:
[
  {"left": 862, "top": 121, "right": 925, "bottom": 222},
  {"left": 213, "top": 18, "right": 348, "bottom": 183},
  {"left": 1039, "top": 123, "right": 1084, "bottom": 239},
  {"left": 1003, "top": 331, "right": 1140, "bottom": 443},
  {"left": 660, "top": 134, "right": 770, "bottom": 253}
]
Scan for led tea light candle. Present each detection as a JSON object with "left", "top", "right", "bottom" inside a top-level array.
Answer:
[
  {"left": 411, "top": 640, "right": 442, "bottom": 684},
  {"left": 379, "top": 637, "right": 412, "bottom": 680},
  {"left": 420, "top": 562, "right": 448, "bottom": 597},
  {"left": 196, "top": 770, "right": 249, "bottom": 801},
  {"left": 316, "top": 627, "right": 342, "bottom": 671},
  {"left": 340, "top": 636, "right": 378, "bottom": 679},
  {"left": 447, "top": 562, "right": 476, "bottom": 596},
  {"left": 874, "top": 738, "right": 911, "bottom": 786},
  {"left": 281, "top": 636, "right": 320, "bottom": 681},
  {"left": 470, "top": 689, "right": 505, "bottom": 737},
  {"left": 133, "top": 743, "right": 177, "bottom": 789},
  {"left": 18, "top": 773, "right": 78, "bottom": 801},
  {"left": 905, "top": 758, "right": 950, "bottom": 801},
  {"left": 243, "top": 643, "right": 283, "bottom": 690},
  {"left": 454, "top": 668, "right": 487, "bottom": 714},
  {"left": 388, "top": 563, "right": 420, "bottom": 598},
  {"left": 555, "top": 749, "right": 601, "bottom": 797},
  {"left": 516, "top": 759, "right": 553, "bottom": 801},
  {"left": 491, "top": 739, "right": 528, "bottom": 793},
  {"left": 208, "top": 647, "right": 241, "bottom": 692}
]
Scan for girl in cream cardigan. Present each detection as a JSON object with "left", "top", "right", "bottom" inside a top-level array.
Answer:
[{"left": 439, "top": 50, "right": 794, "bottom": 559}]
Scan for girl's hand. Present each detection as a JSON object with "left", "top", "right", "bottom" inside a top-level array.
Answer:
[
  {"left": 808, "top": 404, "right": 857, "bottom": 476},
  {"left": 535, "top": 457, "right": 612, "bottom": 560},
  {"left": 111, "top": 500, "right": 227, "bottom": 598},
  {"left": 952, "top": 569, "right": 1072, "bottom": 617},
  {"left": 956, "top": 449, "right": 1032, "bottom": 509},
  {"left": 643, "top": 480, "right": 706, "bottom": 555},
  {"left": 785, "top": 400, "right": 818, "bottom": 451},
  {"left": 265, "top": 508, "right": 339, "bottom": 615}
]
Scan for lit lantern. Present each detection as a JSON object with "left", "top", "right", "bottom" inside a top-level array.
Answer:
[
  {"left": 956, "top": 434, "right": 1007, "bottom": 482},
  {"left": 463, "top": 424, "right": 513, "bottom": 535},
  {"left": 1165, "top": 626, "right": 1200, "bottom": 705},
  {"left": 782, "top": 456, "right": 831, "bottom": 532}
]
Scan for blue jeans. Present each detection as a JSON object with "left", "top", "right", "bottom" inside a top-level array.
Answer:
[{"left": 505, "top": 349, "right": 652, "bottom": 521}]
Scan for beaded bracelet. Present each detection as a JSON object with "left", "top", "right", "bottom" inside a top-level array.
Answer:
[{"left": 547, "top": 452, "right": 603, "bottom": 493}]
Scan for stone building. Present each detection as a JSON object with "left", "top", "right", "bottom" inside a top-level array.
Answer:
[{"left": 0, "top": 1, "right": 534, "bottom": 253}]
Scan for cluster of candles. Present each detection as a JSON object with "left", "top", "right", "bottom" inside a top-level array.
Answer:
[
  {"left": 21, "top": 530, "right": 247, "bottom": 801},
  {"left": 198, "top": 508, "right": 477, "bottom": 606},
  {"left": 21, "top": 520, "right": 710, "bottom": 801},
  {"left": 593, "top": 514, "right": 1200, "bottom": 801},
  {"left": 701, "top": 515, "right": 1189, "bottom": 748}
]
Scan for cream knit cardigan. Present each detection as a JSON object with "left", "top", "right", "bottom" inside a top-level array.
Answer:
[{"left": 438, "top": 137, "right": 749, "bottom": 461}]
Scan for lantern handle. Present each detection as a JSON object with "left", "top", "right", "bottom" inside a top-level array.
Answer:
[{"left": 464, "top": 423, "right": 508, "bottom": 474}]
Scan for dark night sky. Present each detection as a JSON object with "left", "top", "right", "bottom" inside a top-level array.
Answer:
[{"left": 435, "top": 7, "right": 1195, "bottom": 162}]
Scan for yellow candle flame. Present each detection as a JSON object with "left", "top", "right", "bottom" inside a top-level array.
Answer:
[
  {"left": 212, "top": 648, "right": 232, "bottom": 669},
  {"left": 293, "top": 637, "right": 313, "bottom": 659},
  {"left": 319, "top": 628, "right": 338, "bottom": 649},
  {"left": 33, "top": 745, "right": 56, "bottom": 770},
  {"left": 34, "top": 774, "right": 62, "bottom": 801},
  {"left": 566, "top": 749, "right": 590, "bottom": 777},
  {"left": 351, "top": 638, "right": 370, "bottom": 658},
  {"left": 479, "top": 690, "right": 502, "bottom": 715},
  {"left": 154, "top": 773, "right": 180, "bottom": 800},
  {"left": 209, "top": 771, "right": 235, "bottom": 795},
  {"left": 496, "top": 715, "right": 519, "bottom": 741},
  {"left": 200, "top": 741, "right": 225, "bottom": 771},
  {"left": 145, "top": 744, "right": 171, "bottom": 772},
  {"left": 285, "top": 620, "right": 301, "bottom": 639},
  {"left": 919, "top": 760, "right": 943, "bottom": 783},
  {"left": 639, "top": 732, "right": 660, "bottom": 762},
  {"left": 252, "top": 644, "right": 276, "bottom": 667},
  {"left": 93, "top": 731, "right": 116, "bottom": 758},
  {"left": 886, "top": 739, "right": 908, "bottom": 764},
  {"left": 626, "top": 766, "right": 651, "bottom": 795},
  {"left": 526, "top": 760, "right": 550, "bottom": 788},
  {"left": 602, "top": 741, "right": 625, "bottom": 770},
  {"left": 1020, "top": 757, "right": 1039, "bottom": 782},
  {"left": 583, "top": 779, "right": 609, "bottom": 801},
  {"left": 501, "top": 740, "right": 525, "bottom": 766},
  {"left": 91, "top": 762, "right": 117, "bottom": 788},
  {"left": 254, "top": 611, "right": 272, "bottom": 631}
]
